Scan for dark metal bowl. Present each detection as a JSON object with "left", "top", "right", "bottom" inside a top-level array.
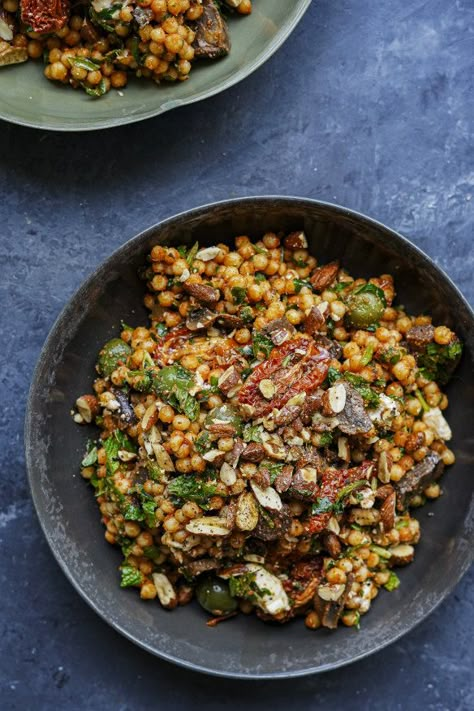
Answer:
[{"left": 25, "top": 197, "right": 474, "bottom": 678}]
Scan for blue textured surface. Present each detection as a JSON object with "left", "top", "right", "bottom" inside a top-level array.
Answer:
[{"left": 0, "top": 0, "right": 473, "bottom": 708}]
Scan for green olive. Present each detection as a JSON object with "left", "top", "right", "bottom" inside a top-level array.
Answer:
[
  {"left": 204, "top": 404, "right": 243, "bottom": 437},
  {"left": 97, "top": 338, "right": 132, "bottom": 377},
  {"left": 346, "top": 292, "right": 385, "bottom": 329},
  {"left": 196, "top": 577, "right": 238, "bottom": 616}
]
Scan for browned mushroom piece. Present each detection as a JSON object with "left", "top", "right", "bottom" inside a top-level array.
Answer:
[
  {"left": 192, "top": 0, "right": 231, "bottom": 59},
  {"left": 186, "top": 307, "right": 217, "bottom": 331},
  {"left": 336, "top": 381, "right": 373, "bottom": 436},
  {"left": 111, "top": 387, "right": 137, "bottom": 425},
  {"left": 394, "top": 452, "right": 444, "bottom": 510},
  {"left": 253, "top": 504, "right": 292, "bottom": 542},
  {"left": 315, "top": 573, "right": 354, "bottom": 629},
  {"left": 323, "top": 532, "right": 342, "bottom": 559},
  {"left": 303, "top": 306, "right": 326, "bottom": 335},
  {"left": 182, "top": 558, "right": 220, "bottom": 578},
  {"left": 406, "top": 324, "right": 435, "bottom": 351},
  {"left": 261, "top": 317, "right": 296, "bottom": 346},
  {"left": 312, "top": 335, "right": 343, "bottom": 360}
]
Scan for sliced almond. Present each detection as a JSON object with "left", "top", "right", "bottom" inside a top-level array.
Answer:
[
  {"left": 185, "top": 517, "right": 231, "bottom": 536},
  {"left": 203, "top": 449, "right": 225, "bottom": 463},
  {"left": 195, "top": 246, "right": 222, "bottom": 261},
  {"left": 337, "top": 436, "right": 350, "bottom": 462},
  {"left": 327, "top": 516, "right": 340, "bottom": 535},
  {"left": 141, "top": 402, "right": 158, "bottom": 432},
  {"left": 75, "top": 395, "right": 99, "bottom": 423},
  {"left": 118, "top": 450, "right": 137, "bottom": 462},
  {"left": 220, "top": 461, "right": 237, "bottom": 486},
  {"left": 259, "top": 379, "right": 276, "bottom": 399},
  {"left": 378, "top": 450, "right": 392, "bottom": 484},
  {"left": 318, "top": 583, "right": 345, "bottom": 602},
  {"left": 235, "top": 492, "right": 259, "bottom": 531},
  {"left": 327, "top": 382, "right": 346, "bottom": 413},
  {"left": 147, "top": 428, "right": 174, "bottom": 471},
  {"left": 152, "top": 573, "right": 177, "bottom": 609},
  {"left": 250, "top": 481, "right": 282, "bottom": 511}
]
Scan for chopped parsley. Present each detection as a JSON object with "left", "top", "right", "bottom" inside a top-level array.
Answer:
[
  {"left": 384, "top": 571, "right": 401, "bottom": 592},
  {"left": 252, "top": 331, "right": 274, "bottom": 360},
  {"left": 231, "top": 286, "right": 247, "bottom": 304},
  {"left": 151, "top": 365, "right": 199, "bottom": 421},
  {"left": 167, "top": 475, "right": 218, "bottom": 508}
]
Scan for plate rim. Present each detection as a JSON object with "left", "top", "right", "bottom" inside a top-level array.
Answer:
[
  {"left": 25, "top": 195, "right": 474, "bottom": 678},
  {"left": 0, "top": 1, "right": 312, "bottom": 132}
]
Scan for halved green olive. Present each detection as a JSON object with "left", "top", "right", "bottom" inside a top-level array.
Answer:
[
  {"left": 196, "top": 577, "right": 238, "bottom": 616},
  {"left": 97, "top": 338, "right": 132, "bottom": 377},
  {"left": 346, "top": 292, "right": 385, "bottom": 329}
]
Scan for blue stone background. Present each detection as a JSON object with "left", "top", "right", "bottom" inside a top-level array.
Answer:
[{"left": 0, "top": 0, "right": 472, "bottom": 708}]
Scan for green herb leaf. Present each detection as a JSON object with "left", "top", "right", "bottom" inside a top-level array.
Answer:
[
  {"left": 81, "top": 442, "right": 98, "bottom": 467},
  {"left": 195, "top": 431, "right": 211, "bottom": 454},
  {"left": 293, "top": 278, "right": 311, "bottom": 293},
  {"left": 68, "top": 55, "right": 101, "bottom": 72},
  {"left": 311, "top": 497, "right": 334, "bottom": 515},
  {"left": 82, "top": 77, "right": 108, "bottom": 98},
  {"left": 344, "top": 372, "right": 380, "bottom": 408},
  {"left": 104, "top": 430, "right": 136, "bottom": 477},
  {"left": 417, "top": 339, "right": 463, "bottom": 385},
  {"left": 252, "top": 331, "right": 274, "bottom": 360},
  {"left": 369, "top": 544, "right": 392, "bottom": 560},
  {"left": 319, "top": 432, "right": 333, "bottom": 447},
  {"left": 167, "top": 475, "right": 217, "bottom": 508},
  {"left": 239, "top": 306, "right": 254, "bottom": 324},
  {"left": 242, "top": 424, "right": 263, "bottom": 443},
  {"left": 360, "top": 343, "right": 374, "bottom": 367},
  {"left": 384, "top": 571, "right": 400, "bottom": 591},
  {"left": 254, "top": 273, "right": 266, "bottom": 283},
  {"left": 120, "top": 565, "right": 143, "bottom": 588},
  {"left": 231, "top": 287, "right": 247, "bottom": 305},
  {"left": 186, "top": 241, "right": 199, "bottom": 266},
  {"left": 151, "top": 365, "right": 199, "bottom": 421},
  {"left": 325, "top": 366, "right": 342, "bottom": 386},
  {"left": 156, "top": 322, "right": 168, "bottom": 337},
  {"left": 415, "top": 388, "right": 430, "bottom": 413}
]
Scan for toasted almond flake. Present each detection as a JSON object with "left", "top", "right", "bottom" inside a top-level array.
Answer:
[
  {"left": 118, "top": 450, "right": 137, "bottom": 462},
  {"left": 259, "top": 379, "right": 276, "bottom": 399},
  {"left": 357, "top": 487, "right": 375, "bottom": 509},
  {"left": 178, "top": 268, "right": 190, "bottom": 282},
  {"left": 328, "top": 382, "right": 346, "bottom": 413},
  {"left": 195, "top": 246, "right": 222, "bottom": 261},
  {"left": 337, "top": 436, "right": 350, "bottom": 462},
  {"left": 220, "top": 461, "right": 237, "bottom": 486},
  {"left": 152, "top": 573, "right": 177, "bottom": 608},
  {"left": 327, "top": 516, "right": 340, "bottom": 535},
  {"left": 250, "top": 481, "right": 282, "bottom": 511},
  {"left": 388, "top": 543, "right": 414, "bottom": 565},
  {"left": 203, "top": 449, "right": 224, "bottom": 463},
  {"left": 235, "top": 492, "right": 259, "bottom": 531},
  {"left": 243, "top": 554, "right": 266, "bottom": 564},
  {"left": 73, "top": 413, "right": 84, "bottom": 424},
  {"left": 378, "top": 450, "right": 392, "bottom": 483},
  {"left": 317, "top": 301, "right": 329, "bottom": 317},
  {"left": 185, "top": 517, "right": 231, "bottom": 536},
  {"left": 318, "top": 583, "right": 345, "bottom": 601},
  {"left": 141, "top": 402, "right": 158, "bottom": 432},
  {"left": 286, "top": 392, "right": 306, "bottom": 407}
]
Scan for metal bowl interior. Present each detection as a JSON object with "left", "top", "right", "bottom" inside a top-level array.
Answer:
[
  {"left": 0, "top": 1, "right": 311, "bottom": 131},
  {"left": 25, "top": 197, "right": 474, "bottom": 678}
]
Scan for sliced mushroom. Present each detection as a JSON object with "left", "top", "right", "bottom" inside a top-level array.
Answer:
[
  {"left": 111, "top": 387, "right": 137, "bottom": 425},
  {"left": 388, "top": 544, "right": 415, "bottom": 566},
  {"left": 186, "top": 307, "right": 217, "bottom": 331},
  {"left": 192, "top": 0, "right": 231, "bottom": 59},
  {"left": 394, "top": 452, "right": 444, "bottom": 510}
]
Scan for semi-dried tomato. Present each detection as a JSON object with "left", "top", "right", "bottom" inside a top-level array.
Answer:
[
  {"left": 22, "top": 0, "right": 69, "bottom": 33},
  {"left": 238, "top": 337, "right": 330, "bottom": 418}
]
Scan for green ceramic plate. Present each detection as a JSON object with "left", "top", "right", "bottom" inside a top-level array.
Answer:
[{"left": 0, "top": 1, "right": 311, "bottom": 131}]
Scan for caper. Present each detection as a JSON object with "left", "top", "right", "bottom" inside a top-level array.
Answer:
[
  {"left": 346, "top": 292, "right": 385, "bottom": 329},
  {"left": 97, "top": 338, "right": 132, "bottom": 377},
  {"left": 196, "top": 577, "right": 238, "bottom": 616}
]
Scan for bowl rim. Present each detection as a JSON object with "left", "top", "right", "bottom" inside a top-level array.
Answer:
[
  {"left": 0, "top": 1, "right": 312, "bottom": 132},
  {"left": 25, "top": 195, "right": 474, "bottom": 679}
]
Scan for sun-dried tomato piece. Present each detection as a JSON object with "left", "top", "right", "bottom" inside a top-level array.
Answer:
[
  {"left": 238, "top": 337, "right": 330, "bottom": 418},
  {"left": 306, "top": 461, "right": 373, "bottom": 534},
  {"left": 21, "top": 0, "right": 69, "bottom": 33}
]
